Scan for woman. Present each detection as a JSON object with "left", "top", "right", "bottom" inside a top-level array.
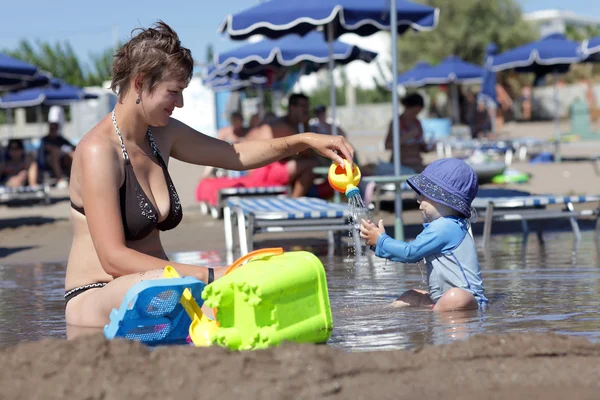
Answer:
[
  {"left": 380, "top": 93, "right": 428, "bottom": 175},
  {"left": 65, "top": 21, "right": 354, "bottom": 332},
  {"left": 0, "top": 139, "right": 38, "bottom": 187}
]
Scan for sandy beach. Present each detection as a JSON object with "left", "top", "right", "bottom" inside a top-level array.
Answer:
[{"left": 2, "top": 332, "right": 600, "bottom": 399}]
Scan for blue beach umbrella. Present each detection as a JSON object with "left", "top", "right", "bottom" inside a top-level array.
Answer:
[
  {"left": 478, "top": 43, "right": 498, "bottom": 108},
  {"left": 210, "top": 31, "right": 377, "bottom": 79},
  {"left": 219, "top": 0, "right": 440, "bottom": 240},
  {"left": 492, "top": 34, "right": 585, "bottom": 161},
  {"left": 203, "top": 71, "right": 268, "bottom": 92},
  {"left": 387, "top": 57, "right": 483, "bottom": 122},
  {"left": 582, "top": 36, "right": 600, "bottom": 61},
  {"left": 219, "top": 0, "right": 438, "bottom": 40},
  {"left": 0, "top": 78, "right": 97, "bottom": 108},
  {"left": 492, "top": 33, "right": 583, "bottom": 74},
  {"left": 420, "top": 56, "right": 484, "bottom": 123},
  {"left": 0, "top": 53, "right": 42, "bottom": 90},
  {"left": 414, "top": 56, "right": 483, "bottom": 86},
  {"left": 478, "top": 43, "right": 498, "bottom": 133},
  {"left": 386, "top": 61, "right": 432, "bottom": 89}
]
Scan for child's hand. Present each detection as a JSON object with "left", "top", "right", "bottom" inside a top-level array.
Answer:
[{"left": 360, "top": 219, "right": 386, "bottom": 246}]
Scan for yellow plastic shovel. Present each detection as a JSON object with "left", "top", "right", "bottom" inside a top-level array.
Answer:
[{"left": 163, "top": 265, "right": 218, "bottom": 347}]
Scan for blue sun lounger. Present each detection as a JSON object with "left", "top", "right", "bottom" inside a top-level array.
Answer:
[
  {"left": 0, "top": 184, "right": 50, "bottom": 204},
  {"left": 199, "top": 185, "right": 289, "bottom": 219},
  {"left": 104, "top": 277, "right": 206, "bottom": 346},
  {"left": 224, "top": 197, "right": 353, "bottom": 257},
  {"left": 473, "top": 188, "right": 600, "bottom": 248}
]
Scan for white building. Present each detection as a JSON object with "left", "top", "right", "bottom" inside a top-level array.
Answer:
[
  {"left": 294, "top": 31, "right": 393, "bottom": 93},
  {"left": 523, "top": 9, "right": 600, "bottom": 37}
]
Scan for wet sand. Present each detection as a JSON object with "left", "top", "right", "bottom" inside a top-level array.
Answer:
[{"left": 2, "top": 332, "right": 600, "bottom": 399}]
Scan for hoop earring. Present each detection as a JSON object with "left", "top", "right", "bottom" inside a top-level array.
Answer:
[{"left": 136, "top": 97, "right": 141, "bottom": 105}]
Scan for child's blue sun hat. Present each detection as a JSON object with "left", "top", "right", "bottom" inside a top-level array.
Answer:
[{"left": 407, "top": 158, "right": 478, "bottom": 218}]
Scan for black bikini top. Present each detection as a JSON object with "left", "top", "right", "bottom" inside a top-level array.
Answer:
[{"left": 71, "top": 110, "right": 183, "bottom": 241}]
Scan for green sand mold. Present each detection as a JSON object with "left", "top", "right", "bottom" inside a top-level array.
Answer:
[{"left": 202, "top": 251, "right": 333, "bottom": 351}]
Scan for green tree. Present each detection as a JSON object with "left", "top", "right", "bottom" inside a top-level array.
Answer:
[
  {"left": 395, "top": 0, "right": 537, "bottom": 70},
  {"left": 562, "top": 25, "right": 600, "bottom": 83}
]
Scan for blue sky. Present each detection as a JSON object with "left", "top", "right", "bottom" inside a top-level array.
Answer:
[{"left": 0, "top": 0, "right": 595, "bottom": 72}]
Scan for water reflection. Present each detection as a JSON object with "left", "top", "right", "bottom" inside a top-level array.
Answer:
[{"left": 1, "top": 230, "right": 600, "bottom": 350}]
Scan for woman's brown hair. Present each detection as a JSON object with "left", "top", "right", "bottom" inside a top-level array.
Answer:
[{"left": 111, "top": 20, "right": 194, "bottom": 100}]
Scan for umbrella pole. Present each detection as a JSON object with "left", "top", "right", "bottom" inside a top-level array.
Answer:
[
  {"left": 553, "top": 70, "right": 561, "bottom": 162},
  {"left": 327, "top": 23, "right": 338, "bottom": 137},
  {"left": 327, "top": 23, "right": 341, "bottom": 204},
  {"left": 390, "top": 0, "right": 404, "bottom": 241},
  {"left": 6, "top": 108, "right": 13, "bottom": 138},
  {"left": 451, "top": 84, "right": 460, "bottom": 124}
]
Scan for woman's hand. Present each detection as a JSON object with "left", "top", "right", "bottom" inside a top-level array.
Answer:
[
  {"left": 360, "top": 219, "right": 386, "bottom": 246},
  {"left": 303, "top": 133, "right": 354, "bottom": 167}
]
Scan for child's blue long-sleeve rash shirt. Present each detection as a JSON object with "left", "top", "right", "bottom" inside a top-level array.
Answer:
[{"left": 374, "top": 216, "right": 487, "bottom": 304}]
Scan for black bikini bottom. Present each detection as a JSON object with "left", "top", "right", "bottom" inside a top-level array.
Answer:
[
  {"left": 64, "top": 269, "right": 214, "bottom": 305},
  {"left": 64, "top": 282, "right": 109, "bottom": 305}
]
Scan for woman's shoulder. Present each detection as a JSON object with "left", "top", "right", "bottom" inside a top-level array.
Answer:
[{"left": 74, "top": 119, "right": 122, "bottom": 166}]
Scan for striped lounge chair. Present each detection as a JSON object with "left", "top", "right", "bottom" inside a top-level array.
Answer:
[
  {"left": 224, "top": 196, "right": 354, "bottom": 257},
  {"left": 473, "top": 188, "right": 600, "bottom": 248},
  {"left": 200, "top": 185, "right": 289, "bottom": 219},
  {"left": 0, "top": 184, "right": 50, "bottom": 205}
]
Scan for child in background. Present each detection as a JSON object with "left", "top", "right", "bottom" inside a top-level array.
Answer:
[{"left": 360, "top": 158, "right": 488, "bottom": 312}]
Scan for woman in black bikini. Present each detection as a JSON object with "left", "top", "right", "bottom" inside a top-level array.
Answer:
[{"left": 65, "top": 21, "right": 354, "bottom": 333}]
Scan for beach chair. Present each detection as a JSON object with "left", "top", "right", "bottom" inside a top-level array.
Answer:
[
  {"left": 361, "top": 175, "right": 415, "bottom": 213},
  {"left": 0, "top": 184, "right": 50, "bottom": 205},
  {"left": 435, "top": 137, "right": 551, "bottom": 165},
  {"left": 472, "top": 188, "right": 600, "bottom": 248},
  {"left": 223, "top": 196, "right": 353, "bottom": 257},
  {"left": 199, "top": 185, "right": 289, "bottom": 219}
]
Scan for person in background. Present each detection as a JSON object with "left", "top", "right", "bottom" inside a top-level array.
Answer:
[
  {"left": 216, "top": 111, "right": 248, "bottom": 144},
  {"left": 249, "top": 113, "right": 261, "bottom": 129},
  {"left": 40, "top": 105, "right": 75, "bottom": 188},
  {"left": 469, "top": 100, "right": 492, "bottom": 139},
  {"left": 311, "top": 105, "right": 347, "bottom": 137},
  {"left": 381, "top": 93, "right": 428, "bottom": 175},
  {"left": 0, "top": 138, "right": 38, "bottom": 187},
  {"left": 521, "top": 85, "right": 532, "bottom": 121}
]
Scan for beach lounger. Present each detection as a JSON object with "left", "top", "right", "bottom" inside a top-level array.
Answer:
[
  {"left": 223, "top": 197, "right": 353, "bottom": 257},
  {"left": 361, "top": 175, "right": 414, "bottom": 212},
  {"left": 199, "top": 185, "right": 289, "bottom": 219},
  {"left": 472, "top": 188, "right": 600, "bottom": 248},
  {"left": 435, "top": 137, "right": 551, "bottom": 165},
  {"left": 0, "top": 184, "right": 50, "bottom": 205}
]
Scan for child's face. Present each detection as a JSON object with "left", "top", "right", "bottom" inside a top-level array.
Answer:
[{"left": 416, "top": 195, "right": 443, "bottom": 222}]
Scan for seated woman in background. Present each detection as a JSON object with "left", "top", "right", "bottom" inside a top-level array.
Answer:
[
  {"left": 0, "top": 138, "right": 39, "bottom": 188},
  {"left": 216, "top": 111, "right": 248, "bottom": 144},
  {"left": 202, "top": 111, "right": 250, "bottom": 179},
  {"left": 378, "top": 93, "right": 428, "bottom": 175}
]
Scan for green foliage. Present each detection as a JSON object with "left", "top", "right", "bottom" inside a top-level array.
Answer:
[
  {"left": 306, "top": 65, "right": 391, "bottom": 106},
  {"left": 4, "top": 39, "right": 115, "bottom": 87},
  {"left": 563, "top": 25, "right": 600, "bottom": 83},
  {"left": 396, "top": 0, "right": 537, "bottom": 69}
]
